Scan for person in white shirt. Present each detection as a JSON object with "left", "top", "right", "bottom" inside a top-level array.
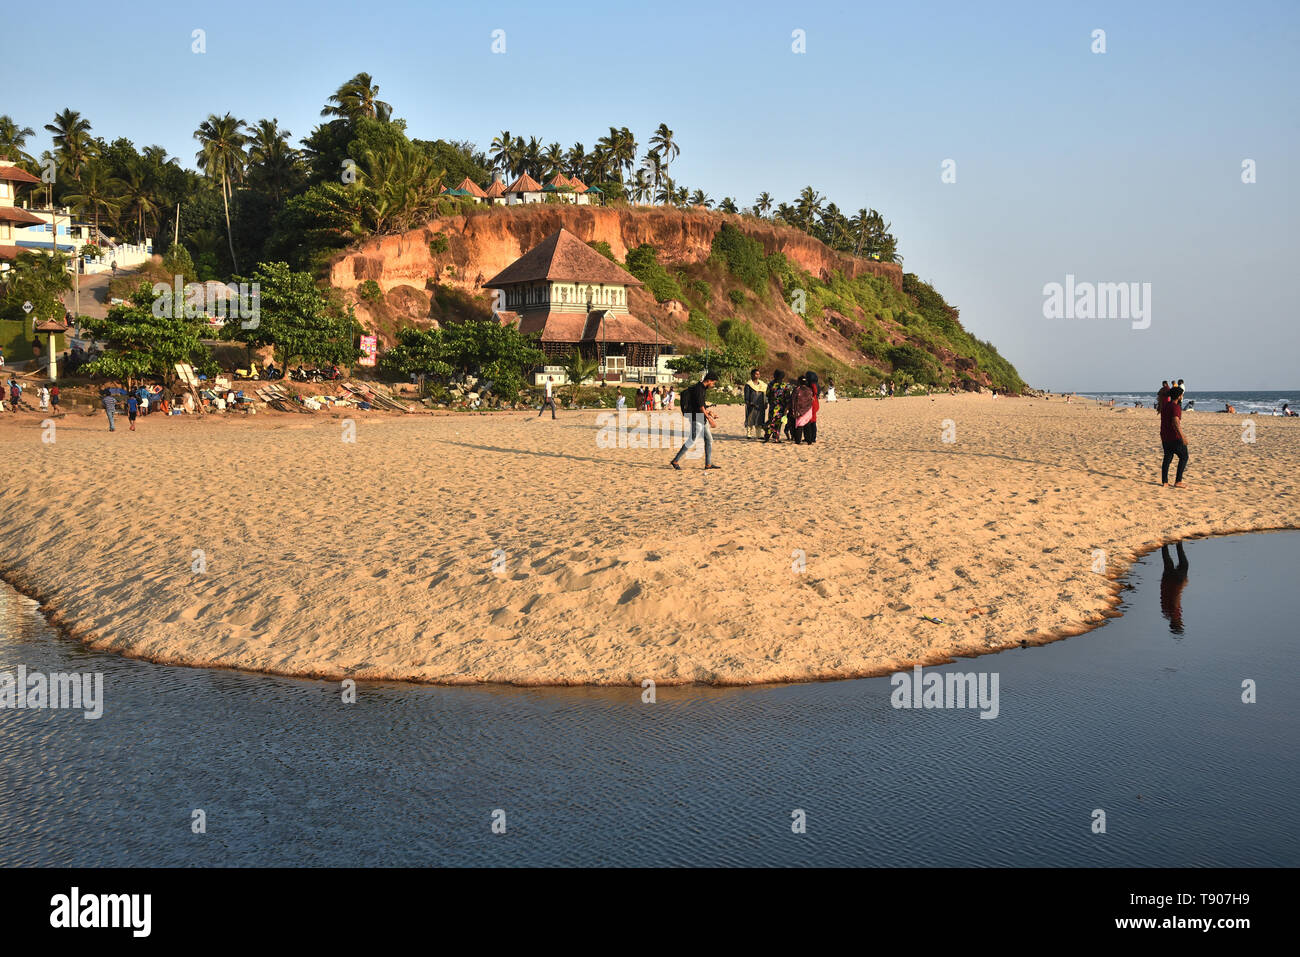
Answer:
[
  {"left": 538, "top": 376, "right": 557, "bottom": 419},
  {"left": 39, "top": 386, "right": 50, "bottom": 411}
]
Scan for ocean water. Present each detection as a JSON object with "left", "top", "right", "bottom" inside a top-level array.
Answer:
[
  {"left": 1076, "top": 389, "right": 1297, "bottom": 415},
  {"left": 0, "top": 531, "right": 1296, "bottom": 867}
]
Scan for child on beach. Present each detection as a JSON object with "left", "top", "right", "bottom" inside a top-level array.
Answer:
[{"left": 126, "top": 394, "right": 139, "bottom": 431}]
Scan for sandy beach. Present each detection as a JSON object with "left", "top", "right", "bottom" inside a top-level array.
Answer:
[{"left": 1, "top": 394, "right": 1296, "bottom": 685}]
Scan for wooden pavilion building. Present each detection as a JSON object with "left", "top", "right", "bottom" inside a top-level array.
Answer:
[{"left": 483, "top": 228, "right": 672, "bottom": 384}]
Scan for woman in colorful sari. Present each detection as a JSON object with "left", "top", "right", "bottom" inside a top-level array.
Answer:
[{"left": 764, "top": 370, "right": 790, "bottom": 443}]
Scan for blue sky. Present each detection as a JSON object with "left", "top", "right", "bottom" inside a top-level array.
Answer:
[{"left": 11, "top": 0, "right": 1299, "bottom": 389}]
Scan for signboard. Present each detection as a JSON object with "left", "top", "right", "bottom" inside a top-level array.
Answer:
[{"left": 359, "top": 335, "right": 378, "bottom": 367}]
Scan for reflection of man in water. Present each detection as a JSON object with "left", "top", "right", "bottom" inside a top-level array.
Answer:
[{"left": 1159, "top": 542, "right": 1190, "bottom": 636}]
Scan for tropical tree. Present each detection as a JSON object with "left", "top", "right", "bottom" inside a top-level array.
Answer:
[
  {"left": 223, "top": 260, "right": 362, "bottom": 370},
  {"left": 79, "top": 282, "right": 218, "bottom": 383},
  {"left": 194, "top": 113, "right": 248, "bottom": 271},
  {"left": 355, "top": 139, "right": 444, "bottom": 234},
  {"left": 648, "top": 123, "right": 679, "bottom": 186},
  {"left": 522, "top": 136, "right": 542, "bottom": 179},
  {"left": 321, "top": 72, "right": 392, "bottom": 123},
  {"left": 560, "top": 351, "right": 599, "bottom": 403},
  {"left": 754, "top": 192, "right": 773, "bottom": 217},
  {"left": 795, "top": 185, "right": 822, "bottom": 230},
  {"left": 654, "top": 177, "right": 675, "bottom": 206},
  {"left": 688, "top": 189, "right": 712, "bottom": 209},
  {"left": 44, "top": 108, "right": 95, "bottom": 183},
  {"left": 641, "top": 151, "right": 665, "bottom": 200},
  {"left": 610, "top": 127, "right": 637, "bottom": 182},
  {"left": 718, "top": 196, "right": 738, "bottom": 214},
  {"left": 490, "top": 131, "right": 519, "bottom": 181},
  {"left": 0, "top": 115, "right": 36, "bottom": 163},
  {"left": 246, "top": 118, "right": 305, "bottom": 203},
  {"left": 62, "top": 160, "right": 124, "bottom": 245},
  {"left": 116, "top": 160, "right": 159, "bottom": 242},
  {"left": 630, "top": 169, "right": 651, "bottom": 205},
  {"left": 0, "top": 250, "right": 71, "bottom": 322},
  {"left": 542, "top": 142, "right": 565, "bottom": 179},
  {"left": 565, "top": 142, "right": 587, "bottom": 178}
]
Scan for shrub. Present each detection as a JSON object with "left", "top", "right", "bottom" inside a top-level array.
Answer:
[
  {"left": 358, "top": 279, "right": 383, "bottom": 303},
  {"left": 728, "top": 288, "right": 746, "bottom": 307},
  {"left": 685, "top": 309, "right": 720, "bottom": 345},
  {"left": 429, "top": 233, "right": 450, "bottom": 256},
  {"left": 709, "top": 223, "right": 769, "bottom": 293},
  {"left": 717, "top": 317, "right": 767, "bottom": 363},
  {"left": 687, "top": 278, "right": 711, "bottom": 305},
  {"left": 587, "top": 240, "right": 616, "bottom": 262},
  {"left": 624, "top": 244, "right": 685, "bottom": 303},
  {"left": 886, "top": 343, "right": 941, "bottom": 385}
]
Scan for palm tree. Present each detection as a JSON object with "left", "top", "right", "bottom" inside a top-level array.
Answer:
[
  {"left": 673, "top": 185, "right": 689, "bottom": 206},
  {"left": 560, "top": 351, "right": 599, "bottom": 404},
  {"left": 795, "top": 185, "right": 822, "bottom": 231},
  {"left": 688, "top": 189, "right": 712, "bottom": 209},
  {"left": 44, "top": 108, "right": 95, "bottom": 183},
  {"left": 641, "top": 152, "right": 666, "bottom": 201},
  {"left": 357, "top": 140, "right": 444, "bottom": 234},
  {"left": 321, "top": 72, "right": 392, "bottom": 123},
  {"left": 593, "top": 131, "right": 619, "bottom": 183},
  {"left": 62, "top": 160, "right": 124, "bottom": 246},
  {"left": 0, "top": 116, "right": 36, "bottom": 163},
  {"left": 654, "top": 177, "right": 675, "bottom": 206},
  {"left": 490, "top": 131, "right": 518, "bottom": 181},
  {"left": 117, "top": 161, "right": 159, "bottom": 242},
  {"left": 542, "top": 142, "right": 565, "bottom": 179},
  {"left": 612, "top": 127, "right": 637, "bottom": 182},
  {"left": 648, "top": 123, "right": 679, "bottom": 186},
  {"left": 630, "top": 169, "right": 651, "bottom": 205},
  {"left": 247, "top": 119, "right": 304, "bottom": 203},
  {"left": 565, "top": 143, "right": 587, "bottom": 179},
  {"left": 521, "top": 136, "right": 543, "bottom": 179},
  {"left": 194, "top": 113, "right": 248, "bottom": 271},
  {"left": 719, "top": 197, "right": 738, "bottom": 214},
  {"left": 754, "top": 192, "right": 773, "bottom": 217}
]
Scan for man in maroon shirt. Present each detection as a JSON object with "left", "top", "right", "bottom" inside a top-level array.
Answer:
[{"left": 1159, "top": 386, "right": 1189, "bottom": 487}]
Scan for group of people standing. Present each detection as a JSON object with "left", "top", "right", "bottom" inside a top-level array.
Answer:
[
  {"left": 2, "top": 377, "right": 59, "bottom": 414},
  {"left": 633, "top": 385, "right": 674, "bottom": 411},
  {"left": 743, "top": 369, "right": 833, "bottom": 444}
]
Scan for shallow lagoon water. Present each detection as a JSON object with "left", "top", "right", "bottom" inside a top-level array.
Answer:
[{"left": 0, "top": 532, "right": 1295, "bottom": 866}]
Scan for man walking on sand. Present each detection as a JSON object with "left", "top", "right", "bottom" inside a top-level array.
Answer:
[
  {"left": 1160, "top": 385, "right": 1189, "bottom": 487},
  {"left": 538, "top": 376, "right": 557, "bottom": 419},
  {"left": 102, "top": 391, "right": 118, "bottom": 432},
  {"left": 671, "top": 370, "right": 720, "bottom": 470}
]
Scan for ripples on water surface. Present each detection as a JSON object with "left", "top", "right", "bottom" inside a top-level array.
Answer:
[{"left": 0, "top": 532, "right": 1295, "bottom": 866}]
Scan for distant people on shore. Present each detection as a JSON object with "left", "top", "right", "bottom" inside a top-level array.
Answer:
[
  {"left": 1159, "top": 385, "right": 1189, "bottom": 487},
  {"left": 743, "top": 368, "right": 767, "bottom": 439},
  {"left": 538, "top": 376, "right": 557, "bottom": 420},
  {"left": 825, "top": 379, "right": 837, "bottom": 402}
]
